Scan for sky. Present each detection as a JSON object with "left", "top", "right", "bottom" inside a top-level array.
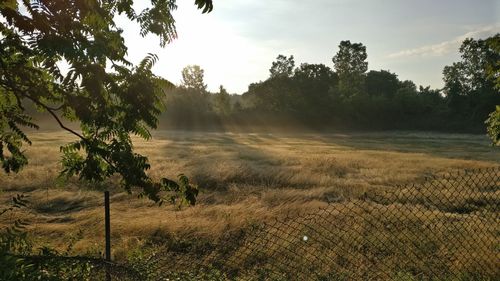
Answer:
[{"left": 117, "top": 0, "right": 499, "bottom": 94}]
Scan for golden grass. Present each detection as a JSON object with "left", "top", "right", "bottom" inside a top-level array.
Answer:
[{"left": 1, "top": 130, "right": 499, "bottom": 261}]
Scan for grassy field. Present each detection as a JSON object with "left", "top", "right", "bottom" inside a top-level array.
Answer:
[{"left": 1, "top": 130, "right": 499, "bottom": 265}]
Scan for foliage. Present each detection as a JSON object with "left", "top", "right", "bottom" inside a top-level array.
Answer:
[
  {"left": 484, "top": 34, "right": 500, "bottom": 88},
  {"left": 247, "top": 75, "right": 303, "bottom": 114},
  {"left": 365, "top": 70, "right": 399, "bottom": 98},
  {"left": 485, "top": 106, "right": 500, "bottom": 146},
  {"left": 442, "top": 34, "right": 499, "bottom": 125},
  {"left": 0, "top": 194, "right": 31, "bottom": 280},
  {"left": 0, "top": 194, "right": 30, "bottom": 256},
  {"left": 269, "top": 54, "right": 295, "bottom": 78},
  {"left": 0, "top": 0, "right": 213, "bottom": 203},
  {"left": 160, "top": 174, "right": 199, "bottom": 207},
  {"left": 162, "top": 83, "right": 216, "bottom": 129},
  {"left": 159, "top": 35, "right": 498, "bottom": 134},
  {"left": 182, "top": 65, "right": 208, "bottom": 92},
  {"left": 212, "top": 85, "right": 232, "bottom": 116},
  {"left": 332, "top": 40, "right": 368, "bottom": 76},
  {"left": 483, "top": 34, "right": 500, "bottom": 145},
  {"left": 293, "top": 63, "right": 336, "bottom": 118},
  {"left": 0, "top": 194, "right": 94, "bottom": 280},
  {"left": 332, "top": 40, "right": 368, "bottom": 98}
]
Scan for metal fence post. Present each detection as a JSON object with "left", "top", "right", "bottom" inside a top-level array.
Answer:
[{"left": 105, "top": 191, "right": 111, "bottom": 281}]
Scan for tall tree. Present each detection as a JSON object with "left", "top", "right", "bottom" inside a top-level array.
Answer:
[
  {"left": 269, "top": 55, "right": 295, "bottom": 78},
  {"left": 0, "top": 0, "right": 213, "bottom": 203},
  {"left": 443, "top": 34, "right": 499, "bottom": 124},
  {"left": 484, "top": 34, "right": 500, "bottom": 145},
  {"left": 332, "top": 40, "right": 368, "bottom": 98},
  {"left": 181, "top": 65, "right": 207, "bottom": 92},
  {"left": 484, "top": 34, "right": 500, "bottom": 88},
  {"left": 365, "top": 70, "right": 400, "bottom": 97},
  {"left": 293, "top": 63, "right": 336, "bottom": 118},
  {"left": 212, "top": 85, "right": 231, "bottom": 116},
  {"left": 244, "top": 76, "right": 301, "bottom": 113},
  {"left": 443, "top": 62, "right": 469, "bottom": 114}
]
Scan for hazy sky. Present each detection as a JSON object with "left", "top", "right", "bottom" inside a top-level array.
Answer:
[{"left": 118, "top": 0, "right": 499, "bottom": 94}]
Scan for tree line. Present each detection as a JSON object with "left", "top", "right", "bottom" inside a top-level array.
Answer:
[{"left": 161, "top": 34, "right": 499, "bottom": 134}]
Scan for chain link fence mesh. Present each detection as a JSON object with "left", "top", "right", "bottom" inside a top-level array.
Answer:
[{"left": 16, "top": 167, "right": 500, "bottom": 280}]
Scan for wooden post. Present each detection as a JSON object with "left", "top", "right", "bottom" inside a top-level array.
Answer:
[{"left": 104, "top": 191, "right": 111, "bottom": 281}]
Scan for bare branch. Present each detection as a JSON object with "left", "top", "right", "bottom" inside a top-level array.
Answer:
[{"left": 22, "top": 94, "right": 86, "bottom": 140}]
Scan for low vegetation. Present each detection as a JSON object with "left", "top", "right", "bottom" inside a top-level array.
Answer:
[
  {"left": 1, "top": 131, "right": 498, "bottom": 262},
  {"left": 161, "top": 35, "right": 500, "bottom": 136}
]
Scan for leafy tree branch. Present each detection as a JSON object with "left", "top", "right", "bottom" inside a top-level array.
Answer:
[{"left": 1, "top": 0, "right": 214, "bottom": 204}]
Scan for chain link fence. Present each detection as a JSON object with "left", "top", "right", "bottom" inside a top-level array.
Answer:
[
  {"left": 150, "top": 167, "right": 500, "bottom": 280},
  {"left": 14, "top": 167, "right": 500, "bottom": 280}
]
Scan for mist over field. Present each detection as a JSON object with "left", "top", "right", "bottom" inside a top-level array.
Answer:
[
  {"left": 1, "top": 0, "right": 499, "bottom": 280},
  {"left": 2, "top": 130, "right": 498, "bottom": 242}
]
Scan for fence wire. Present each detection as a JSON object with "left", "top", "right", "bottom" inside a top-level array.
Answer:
[
  {"left": 150, "top": 167, "right": 500, "bottom": 281},
  {"left": 15, "top": 167, "right": 500, "bottom": 280}
]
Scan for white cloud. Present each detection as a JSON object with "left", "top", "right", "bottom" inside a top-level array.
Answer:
[{"left": 387, "top": 24, "right": 499, "bottom": 59}]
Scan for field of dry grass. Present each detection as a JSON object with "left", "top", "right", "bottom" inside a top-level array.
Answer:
[{"left": 1, "top": 130, "right": 499, "bottom": 262}]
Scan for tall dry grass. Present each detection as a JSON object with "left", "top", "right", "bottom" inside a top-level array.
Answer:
[{"left": 0, "top": 130, "right": 498, "bottom": 260}]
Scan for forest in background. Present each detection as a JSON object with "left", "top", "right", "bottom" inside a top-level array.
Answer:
[{"left": 161, "top": 34, "right": 499, "bottom": 133}]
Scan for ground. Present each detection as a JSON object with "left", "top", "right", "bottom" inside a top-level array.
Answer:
[{"left": 0, "top": 130, "right": 499, "bottom": 260}]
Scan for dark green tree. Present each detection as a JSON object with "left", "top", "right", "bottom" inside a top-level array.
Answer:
[
  {"left": 294, "top": 63, "right": 336, "bottom": 92},
  {"left": 0, "top": 0, "right": 213, "bottom": 203},
  {"left": 443, "top": 62, "right": 469, "bottom": 114},
  {"left": 365, "top": 70, "right": 400, "bottom": 98},
  {"left": 293, "top": 63, "right": 336, "bottom": 119},
  {"left": 244, "top": 77, "right": 301, "bottom": 114},
  {"left": 332, "top": 40, "right": 368, "bottom": 98},
  {"left": 484, "top": 34, "right": 500, "bottom": 145},
  {"left": 269, "top": 55, "right": 295, "bottom": 78},
  {"left": 242, "top": 55, "right": 301, "bottom": 114},
  {"left": 443, "top": 34, "right": 500, "bottom": 128},
  {"left": 418, "top": 86, "right": 445, "bottom": 114}
]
